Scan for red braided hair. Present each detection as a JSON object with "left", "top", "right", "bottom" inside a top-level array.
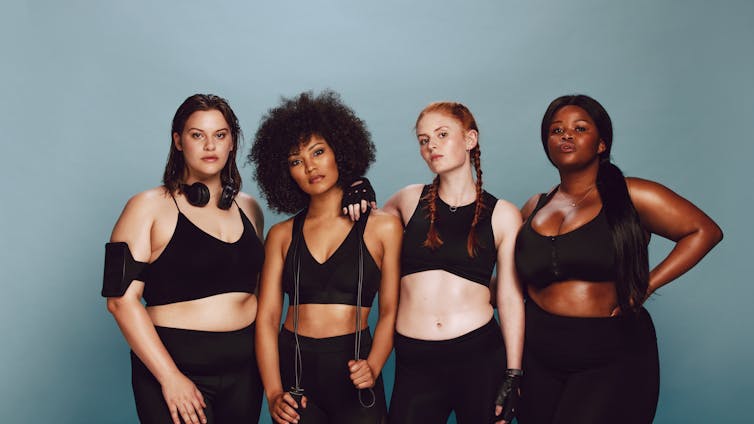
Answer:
[{"left": 417, "top": 102, "right": 486, "bottom": 257}]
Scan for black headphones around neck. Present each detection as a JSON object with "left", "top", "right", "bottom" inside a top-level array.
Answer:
[{"left": 181, "top": 180, "right": 237, "bottom": 210}]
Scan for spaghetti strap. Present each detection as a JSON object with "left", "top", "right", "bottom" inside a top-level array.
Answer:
[{"left": 169, "top": 193, "right": 181, "bottom": 212}]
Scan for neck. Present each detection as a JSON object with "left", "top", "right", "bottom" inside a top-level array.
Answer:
[
  {"left": 437, "top": 166, "right": 477, "bottom": 206},
  {"left": 306, "top": 186, "right": 344, "bottom": 219},
  {"left": 557, "top": 161, "right": 599, "bottom": 195}
]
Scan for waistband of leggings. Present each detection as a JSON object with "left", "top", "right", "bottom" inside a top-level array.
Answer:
[
  {"left": 394, "top": 318, "right": 500, "bottom": 349},
  {"left": 279, "top": 327, "right": 372, "bottom": 353},
  {"left": 153, "top": 322, "right": 255, "bottom": 338}
]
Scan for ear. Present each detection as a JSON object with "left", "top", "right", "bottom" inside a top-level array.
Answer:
[
  {"left": 465, "top": 129, "right": 479, "bottom": 151},
  {"left": 597, "top": 139, "right": 607, "bottom": 154},
  {"left": 173, "top": 133, "right": 182, "bottom": 151}
]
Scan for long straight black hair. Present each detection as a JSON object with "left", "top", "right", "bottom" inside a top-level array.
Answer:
[{"left": 541, "top": 94, "right": 649, "bottom": 315}]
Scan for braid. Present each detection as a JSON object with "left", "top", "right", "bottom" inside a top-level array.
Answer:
[
  {"left": 422, "top": 176, "right": 443, "bottom": 250},
  {"left": 467, "top": 146, "right": 486, "bottom": 257}
]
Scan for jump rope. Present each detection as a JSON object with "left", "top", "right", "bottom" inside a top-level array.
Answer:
[{"left": 289, "top": 210, "right": 376, "bottom": 408}]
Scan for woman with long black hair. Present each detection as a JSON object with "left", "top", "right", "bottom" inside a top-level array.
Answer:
[
  {"left": 515, "top": 94, "right": 723, "bottom": 423},
  {"left": 103, "top": 94, "right": 265, "bottom": 423}
]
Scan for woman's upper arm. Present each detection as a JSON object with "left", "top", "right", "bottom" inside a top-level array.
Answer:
[
  {"left": 257, "top": 222, "right": 289, "bottom": 322},
  {"left": 627, "top": 177, "right": 723, "bottom": 242},
  {"left": 376, "top": 214, "right": 402, "bottom": 308},
  {"left": 107, "top": 192, "right": 157, "bottom": 302}
]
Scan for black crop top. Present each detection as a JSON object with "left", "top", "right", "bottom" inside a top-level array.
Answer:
[
  {"left": 139, "top": 200, "right": 264, "bottom": 306},
  {"left": 282, "top": 210, "right": 381, "bottom": 306},
  {"left": 401, "top": 185, "right": 498, "bottom": 286},
  {"left": 515, "top": 190, "right": 616, "bottom": 289}
]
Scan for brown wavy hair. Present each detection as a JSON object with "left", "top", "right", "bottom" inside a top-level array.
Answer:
[
  {"left": 416, "top": 102, "right": 486, "bottom": 257},
  {"left": 163, "top": 94, "right": 242, "bottom": 194}
]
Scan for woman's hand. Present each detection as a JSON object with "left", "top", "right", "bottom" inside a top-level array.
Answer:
[
  {"left": 348, "top": 359, "right": 376, "bottom": 389},
  {"left": 160, "top": 372, "right": 207, "bottom": 424},
  {"left": 269, "top": 391, "right": 306, "bottom": 424}
]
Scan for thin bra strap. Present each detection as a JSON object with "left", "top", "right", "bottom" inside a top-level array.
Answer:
[{"left": 169, "top": 192, "right": 181, "bottom": 212}]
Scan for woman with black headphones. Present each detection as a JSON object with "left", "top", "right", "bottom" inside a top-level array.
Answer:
[{"left": 102, "top": 94, "right": 265, "bottom": 423}]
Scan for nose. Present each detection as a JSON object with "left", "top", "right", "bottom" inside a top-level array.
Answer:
[
  {"left": 203, "top": 138, "right": 217, "bottom": 151},
  {"left": 561, "top": 130, "right": 574, "bottom": 141}
]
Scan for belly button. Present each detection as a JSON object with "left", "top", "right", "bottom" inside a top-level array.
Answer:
[{"left": 436, "top": 322, "right": 442, "bottom": 328}]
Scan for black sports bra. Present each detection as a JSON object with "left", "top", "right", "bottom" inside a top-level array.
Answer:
[
  {"left": 401, "top": 185, "right": 498, "bottom": 286},
  {"left": 139, "top": 198, "right": 264, "bottom": 306},
  {"left": 282, "top": 210, "right": 381, "bottom": 306},
  {"left": 515, "top": 189, "right": 616, "bottom": 289}
]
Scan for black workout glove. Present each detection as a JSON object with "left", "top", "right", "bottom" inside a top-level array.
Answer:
[
  {"left": 492, "top": 368, "right": 522, "bottom": 423},
  {"left": 341, "top": 177, "right": 376, "bottom": 220}
]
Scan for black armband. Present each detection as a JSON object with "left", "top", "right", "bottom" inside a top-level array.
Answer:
[
  {"left": 341, "top": 177, "right": 376, "bottom": 211},
  {"left": 101, "top": 242, "right": 148, "bottom": 297}
]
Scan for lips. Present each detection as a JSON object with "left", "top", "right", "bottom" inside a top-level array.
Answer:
[
  {"left": 308, "top": 175, "right": 324, "bottom": 184},
  {"left": 558, "top": 143, "right": 575, "bottom": 153},
  {"left": 430, "top": 154, "right": 443, "bottom": 161},
  {"left": 201, "top": 155, "right": 219, "bottom": 162}
]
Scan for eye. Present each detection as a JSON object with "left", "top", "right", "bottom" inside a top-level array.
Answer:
[
  {"left": 551, "top": 127, "right": 563, "bottom": 135},
  {"left": 216, "top": 132, "right": 226, "bottom": 140},
  {"left": 191, "top": 132, "right": 204, "bottom": 139},
  {"left": 288, "top": 159, "right": 302, "bottom": 167},
  {"left": 418, "top": 137, "right": 429, "bottom": 145},
  {"left": 575, "top": 126, "right": 587, "bottom": 132},
  {"left": 438, "top": 131, "right": 448, "bottom": 138},
  {"left": 312, "top": 148, "right": 325, "bottom": 157}
]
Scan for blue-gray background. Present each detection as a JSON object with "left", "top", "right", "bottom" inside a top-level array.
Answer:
[{"left": 1, "top": 0, "right": 751, "bottom": 422}]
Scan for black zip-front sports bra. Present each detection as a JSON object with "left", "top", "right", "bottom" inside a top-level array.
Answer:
[
  {"left": 515, "top": 190, "right": 616, "bottom": 289},
  {"left": 139, "top": 198, "right": 264, "bottom": 306},
  {"left": 282, "top": 210, "right": 381, "bottom": 306},
  {"left": 401, "top": 185, "right": 498, "bottom": 286}
]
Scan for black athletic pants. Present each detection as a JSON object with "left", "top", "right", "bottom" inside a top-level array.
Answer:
[
  {"left": 518, "top": 300, "right": 659, "bottom": 424},
  {"left": 130, "top": 324, "right": 262, "bottom": 423},
  {"left": 388, "top": 319, "right": 507, "bottom": 423},
  {"left": 278, "top": 328, "right": 388, "bottom": 423}
]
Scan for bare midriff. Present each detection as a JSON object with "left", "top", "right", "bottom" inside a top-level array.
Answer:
[
  {"left": 282, "top": 304, "right": 371, "bottom": 338},
  {"left": 528, "top": 280, "right": 618, "bottom": 317},
  {"left": 396, "top": 270, "right": 494, "bottom": 340},
  {"left": 147, "top": 292, "right": 257, "bottom": 331}
]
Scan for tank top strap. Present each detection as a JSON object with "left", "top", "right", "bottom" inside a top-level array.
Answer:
[
  {"left": 169, "top": 192, "right": 181, "bottom": 213},
  {"left": 526, "top": 187, "right": 559, "bottom": 223}
]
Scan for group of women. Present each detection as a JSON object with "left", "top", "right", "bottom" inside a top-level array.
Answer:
[{"left": 103, "top": 90, "right": 722, "bottom": 424}]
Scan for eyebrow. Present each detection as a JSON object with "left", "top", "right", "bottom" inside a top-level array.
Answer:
[
  {"left": 417, "top": 126, "right": 449, "bottom": 137},
  {"left": 288, "top": 142, "right": 324, "bottom": 157}
]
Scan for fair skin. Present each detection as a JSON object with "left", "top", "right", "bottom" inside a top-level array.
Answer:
[
  {"left": 377, "top": 111, "right": 524, "bottom": 424},
  {"left": 107, "top": 110, "right": 264, "bottom": 424},
  {"left": 521, "top": 105, "right": 722, "bottom": 317},
  {"left": 255, "top": 135, "right": 402, "bottom": 424}
]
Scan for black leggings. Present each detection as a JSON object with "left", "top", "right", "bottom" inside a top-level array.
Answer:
[
  {"left": 130, "top": 324, "right": 262, "bottom": 423},
  {"left": 388, "top": 319, "right": 507, "bottom": 424},
  {"left": 278, "top": 328, "right": 387, "bottom": 423},
  {"left": 518, "top": 300, "right": 659, "bottom": 424}
]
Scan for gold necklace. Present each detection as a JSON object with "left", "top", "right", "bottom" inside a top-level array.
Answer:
[{"left": 559, "top": 185, "right": 595, "bottom": 207}]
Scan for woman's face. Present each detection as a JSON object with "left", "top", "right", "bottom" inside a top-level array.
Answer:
[
  {"left": 173, "top": 110, "right": 234, "bottom": 180},
  {"left": 546, "top": 105, "right": 605, "bottom": 170},
  {"left": 287, "top": 134, "right": 340, "bottom": 196},
  {"left": 415, "top": 111, "right": 477, "bottom": 175}
]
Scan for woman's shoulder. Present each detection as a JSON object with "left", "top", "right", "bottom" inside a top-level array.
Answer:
[
  {"left": 366, "top": 208, "right": 402, "bottom": 232},
  {"left": 120, "top": 186, "right": 174, "bottom": 220}
]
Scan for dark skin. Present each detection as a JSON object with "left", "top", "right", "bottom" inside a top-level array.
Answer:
[{"left": 522, "top": 105, "right": 723, "bottom": 317}]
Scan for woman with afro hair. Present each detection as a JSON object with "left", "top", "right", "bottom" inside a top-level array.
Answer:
[{"left": 249, "top": 90, "right": 402, "bottom": 424}]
